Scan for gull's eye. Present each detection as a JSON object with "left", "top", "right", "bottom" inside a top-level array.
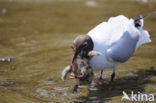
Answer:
[{"left": 82, "top": 42, "right": 88, "bottom": 48}]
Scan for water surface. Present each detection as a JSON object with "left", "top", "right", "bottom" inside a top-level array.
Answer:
[{"left": 0, "top": 0, "right": 155, "bottom": 103}]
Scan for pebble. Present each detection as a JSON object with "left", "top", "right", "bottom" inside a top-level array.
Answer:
[{"left": 0, "top": 58, "right": 13, "bottom": 62}]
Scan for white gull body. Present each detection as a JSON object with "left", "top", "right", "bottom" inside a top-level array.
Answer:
[{"left": 87, "top": 15, "right": 151, "bottom": 70}]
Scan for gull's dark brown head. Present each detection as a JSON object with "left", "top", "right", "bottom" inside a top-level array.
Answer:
[{"left": 72, "top": 35, "right": 93, "bottom": 65}]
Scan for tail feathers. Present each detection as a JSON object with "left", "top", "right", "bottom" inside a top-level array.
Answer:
[
  {"left": 136, "top": 30, "right": 151, "bottom": 49},
  {"left": 134, "top": 15, "right": 151, "bottom": 49}
]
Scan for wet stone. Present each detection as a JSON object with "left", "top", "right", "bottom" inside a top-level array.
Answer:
[{"left": 0, "top": 58, "right": 13, "bottom": 62}]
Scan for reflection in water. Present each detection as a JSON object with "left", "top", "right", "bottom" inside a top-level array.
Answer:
[
  {"left": 0, "top": 0, "right": 155, "bottom": 103},
  {"left": 76, "top": 67, "right": 156, "bottom": 103}
]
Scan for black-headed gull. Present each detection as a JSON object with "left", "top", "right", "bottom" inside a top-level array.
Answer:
[{"left": 72, "top": 15, "right": 151, "bottom": 81}]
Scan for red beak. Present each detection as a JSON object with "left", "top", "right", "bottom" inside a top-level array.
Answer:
[{"left": 72, "top": 50, "right": 78, "bottom": 66}]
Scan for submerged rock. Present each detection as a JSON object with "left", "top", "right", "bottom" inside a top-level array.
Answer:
[{"left": 0, "top": 58, "right": 13, "bottom": 62}]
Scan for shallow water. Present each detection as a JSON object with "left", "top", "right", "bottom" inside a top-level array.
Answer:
[{"left": 0, "top": 0, "right": 155, "bottom": 103}]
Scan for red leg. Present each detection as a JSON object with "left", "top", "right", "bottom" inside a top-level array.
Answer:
[{"left": 110, "top": 67, "right": 116, "bottom": 82}]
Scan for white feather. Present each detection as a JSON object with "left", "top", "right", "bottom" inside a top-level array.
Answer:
[{"left": 87, "top": 15, "right": 151, "bottom": 70}]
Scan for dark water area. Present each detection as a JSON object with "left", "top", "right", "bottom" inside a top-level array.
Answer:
[{"left": 0, "top": 0, "right": 155, "bottom": 103}]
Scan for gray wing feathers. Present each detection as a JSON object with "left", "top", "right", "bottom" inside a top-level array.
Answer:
[{"left": 106, "top": 31, "right": 139, "bottom": 63}]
